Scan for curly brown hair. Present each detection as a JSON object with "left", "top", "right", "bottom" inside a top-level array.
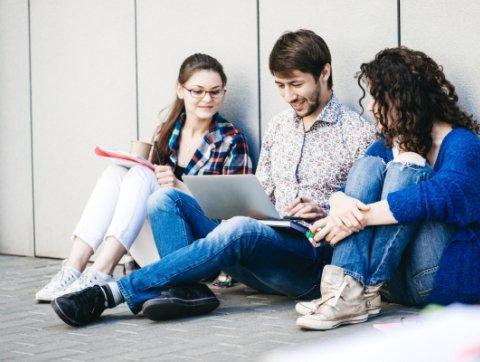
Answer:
[{"left": 357, "top": 47, "right": 479, "bottom": 156}]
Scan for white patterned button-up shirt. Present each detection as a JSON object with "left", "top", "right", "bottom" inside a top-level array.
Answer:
[{"left": 256, "top": 94, "right": 376, "bottom": 215}]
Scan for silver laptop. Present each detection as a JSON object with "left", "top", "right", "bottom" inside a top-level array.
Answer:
[{"left": 182, "top": 174, "right": 281, "bottom": 220}]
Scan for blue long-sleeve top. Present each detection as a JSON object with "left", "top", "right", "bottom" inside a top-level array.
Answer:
[{"left": 366, "top": 127, "right": 480, "bottom": 305}]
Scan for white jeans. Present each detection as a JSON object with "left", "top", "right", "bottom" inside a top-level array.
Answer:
[{"left": 72, "top": 164, "right": 160, "bottom": 251}]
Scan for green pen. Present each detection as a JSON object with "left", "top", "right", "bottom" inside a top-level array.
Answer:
[
  {"left": 305, "top": 230, "right": 315, "bottom": 243},
  {"left": 305, "top": 226, "right": 325, "bottom": 247}
]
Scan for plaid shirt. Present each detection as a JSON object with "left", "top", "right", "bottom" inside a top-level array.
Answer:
[{"left": 167, "top": 113, "right": 252, "bottom": 175}]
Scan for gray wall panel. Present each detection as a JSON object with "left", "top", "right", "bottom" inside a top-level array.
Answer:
[
  {"left": 259, "top": 0, "right": 398, "bottom": 135},
  {"left": 30, "top": 0, "right": 137, "bottom": 258},
  {"left": 0, "top": 0, "right": 34, "bottom": 256},
  {"left": 402, "top": 0, "right": 480, "bottom": 120},
  {"left": 136, "top": 0, "right": 260, "bottom": 162},
  {"left": 2, "top": 0, "right": 479, "bottom": 258}
]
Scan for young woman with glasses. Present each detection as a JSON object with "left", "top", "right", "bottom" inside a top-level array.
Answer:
[{"left": 36, "top": 53, "right": 252, "bottom": 302}]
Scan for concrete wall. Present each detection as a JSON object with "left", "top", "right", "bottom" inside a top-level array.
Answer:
[
  {"left": 401, "top": 0, "right": 480, "bottom": 119},
  {"left": 1, "top": 0, "right": 479, "bottom": 257},
  {"left": 0, "top": 0, "right": 34, "bottom": 256}
]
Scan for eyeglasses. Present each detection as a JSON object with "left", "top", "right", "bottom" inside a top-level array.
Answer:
[{"left": 182, "top": 86, "right": 226, "bottom": 99}]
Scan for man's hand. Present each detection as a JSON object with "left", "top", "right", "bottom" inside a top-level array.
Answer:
[
  {"left": 284, "top": 196, "right": 326, "bottom": 220},
  {"left": 328, "top": 192, "right": 370, "bottom": 232},
  {"left": 309, "top": 215, "right": 354, "bottom": 247},
  {"left": 154, "top": 165, "right": 179, "bottom": 188}
]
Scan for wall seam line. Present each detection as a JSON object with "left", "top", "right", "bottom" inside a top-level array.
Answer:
[
  {"left": 134, "top": 0, "right": 139, "bottom": 140},
  {"left": 397, "top": 0, "right": 401, "bottom": 46},
  {"left": 27, "top": 0, "right": 37, "bottom": 256},
  {"left": 256, "top": 0, "right": 262, "bottom": 156}
]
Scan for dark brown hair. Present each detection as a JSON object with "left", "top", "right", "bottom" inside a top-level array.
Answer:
[
  {"left": 357, "top": 47, "right": 478, "bottom": 156},
  {"left": 269, "top": 29, "right": 332, "bottom": 88},
  {"left": 151, "top": 53, "right": 227, "bottom": 164}
]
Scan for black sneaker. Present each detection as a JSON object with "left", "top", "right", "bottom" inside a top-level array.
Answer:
[
  {"left": 142, "top": 284, "right": 220, "bottom": 321},
  {"left": 51, "top": 285, "right": 107, "bottom": 327}
]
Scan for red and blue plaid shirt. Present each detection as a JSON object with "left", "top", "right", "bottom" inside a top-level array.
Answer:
[{"left": 167, "top": 113, "right": 252, "bottom": 175}]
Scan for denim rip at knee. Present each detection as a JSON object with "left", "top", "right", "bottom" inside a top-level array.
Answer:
[{"left": 332, "top": 155, "right": 433, "bottom": 286}]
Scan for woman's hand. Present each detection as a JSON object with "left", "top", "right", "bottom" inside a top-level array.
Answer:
[
  {"left": 154, "top": 165, "right": 179, "bottom": 188},
  {"left": 309, "top": 215, "right": 354, "bottom": 247},
  {"left": 284, "top": 196, "right": 326, "bottom": 220},
  {"left": 328, "top": 192, "right": 370, "bottom": 232}
]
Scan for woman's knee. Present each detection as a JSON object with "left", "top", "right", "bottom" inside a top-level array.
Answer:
[
  {"left": 344, "top": 156, "right": 385, "bottom": 200},
  {"left": 127, "top": 165, "right": 156, "bottom": 184},
  {"left": 101, "top": 164, "right": 128, "bottom": 181},
  {"left": 393, "top": 152, "right": 426, "bottom": 167},
  {"left": 382, "top": 157, "right": 433, "bottom": 195}
]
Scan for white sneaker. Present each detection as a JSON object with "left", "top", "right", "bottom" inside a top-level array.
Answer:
[
  {"left": 57, "top": 267, "right": 114, "bottom": 297},
  {"left": 35, "top": 260, "right": 81, "bottom": 302}
]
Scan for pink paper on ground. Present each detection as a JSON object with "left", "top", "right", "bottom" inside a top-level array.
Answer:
[{"left": 373, "top": 318, "right": 419, "bottom": 332}]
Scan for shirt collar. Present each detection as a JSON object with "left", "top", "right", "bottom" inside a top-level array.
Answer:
[
  {"left": 293, "top": 92, "right": 341, "bottom": 126},
  {"left": 204, "top": 113, "right": 229, "bottom": 145},
  {"left": 167, "top": 112, "right": 226, "bottom": 156}
]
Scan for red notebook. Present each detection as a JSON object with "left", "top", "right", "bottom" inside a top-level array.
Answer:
[{"left": 94, "top": 145, "right": 155, "bottom": 171}]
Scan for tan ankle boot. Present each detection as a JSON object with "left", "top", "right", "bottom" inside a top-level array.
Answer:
[
  {"left": 295, "top": 284, "right": 382, "bottom": 317},
  {"left": 364, "top": 285, "right": 382, "bottom": 316},
  {"left": 296, "top": 265, "right": 368, "bottom": 330}
]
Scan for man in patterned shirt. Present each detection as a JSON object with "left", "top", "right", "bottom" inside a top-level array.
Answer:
[
  {"left": 258, "top": 30, "right": 375, "bottom": 218},
  {"left": 50, "top": 29, "right": 376, "bottom": 327}
]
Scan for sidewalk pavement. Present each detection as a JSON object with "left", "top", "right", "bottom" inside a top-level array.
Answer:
[{"left": 0, "top": 255, "right": 419, "bottom": 361}]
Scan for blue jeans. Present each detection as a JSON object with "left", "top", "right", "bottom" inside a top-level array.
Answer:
[
  {"left": 117, "top": 188, "right": 333, "bottom": 314},
  {"left": 332, "top": 156, "right": 454, "bottom": 306}
]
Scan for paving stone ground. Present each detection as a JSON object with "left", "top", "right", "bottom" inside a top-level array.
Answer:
[{"left": 0, "top": 255, "right": 419, "bottom": 361}]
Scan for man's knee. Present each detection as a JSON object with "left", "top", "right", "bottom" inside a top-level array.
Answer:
[
  {"left": 222, "top": 216, "right": 261, "bottom": 234},
  {"left": 211, "top": 216, "right": 264, "bottom": 247}
]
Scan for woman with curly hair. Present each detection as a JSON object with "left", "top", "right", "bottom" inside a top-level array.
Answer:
[{"left": 296, "top": 47, "right": 480, "bottom": 330}]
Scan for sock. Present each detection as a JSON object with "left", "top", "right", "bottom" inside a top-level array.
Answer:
[
  {"left": 99, "top": 283, "right": 124, "bottom": 308},
  {"left": 69, "top": 267, "right": 82, "bottom": 278},
  {"left": 91, "top": 268, "right": 112, "bottom": 280},
  {"left": 64, "top": 261, "right": 82, "bottom": 277},
  {"left": 107, "top": 282, "right": 124, "bottom": 305}
]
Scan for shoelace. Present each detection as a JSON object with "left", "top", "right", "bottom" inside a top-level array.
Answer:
[
  {"left": 73, "top": 269, "right": 102, "bottom": 290},
  {"left": 78, "top": 271, "right": 95, "bottom": 285},
  {"left": 48, "top": 265, "right": 75, "bottom": 290},
  {"left": 312, "top": 280, "right": 349, "bottom": 313}
]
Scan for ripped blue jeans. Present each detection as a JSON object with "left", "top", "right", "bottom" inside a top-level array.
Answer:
[{"left": 332, "top": 156, "right": 454, "bottom": 306}]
